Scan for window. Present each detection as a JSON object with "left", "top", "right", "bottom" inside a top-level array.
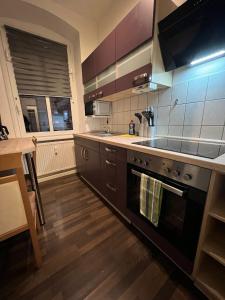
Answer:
[
  {"left": 5, "top": 26, "right": 73, "bottom": 133},
  {"left": 20, "top": 96, "right": 49, "bottom": 132},
  {"left": 50, "top": 97, "right": 73, "bottom": 131}
]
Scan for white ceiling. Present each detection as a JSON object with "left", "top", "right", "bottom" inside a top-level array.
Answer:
[{"left": 53, "top": 0, "right": 114, "bottom": 22}]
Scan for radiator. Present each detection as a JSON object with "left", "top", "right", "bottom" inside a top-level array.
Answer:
[{"left": 36, "top": 140, "right": 76, "bottom": 177}]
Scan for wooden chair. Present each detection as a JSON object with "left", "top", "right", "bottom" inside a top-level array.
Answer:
[{"left": 0, "top": 152, "right": 42, "bottom": 267}]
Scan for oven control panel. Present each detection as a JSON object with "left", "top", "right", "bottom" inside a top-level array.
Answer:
[{"left": 127, "top": 150, "right": 211, "bottom": 192}]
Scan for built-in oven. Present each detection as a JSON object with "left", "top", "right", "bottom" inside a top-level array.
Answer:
[{"left": 127, "top": 150, "right": 212, "bottom": 274}]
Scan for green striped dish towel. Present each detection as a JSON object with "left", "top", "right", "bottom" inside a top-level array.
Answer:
[{"left": 140, "top": 173, "right": 163, "bottom": 227}]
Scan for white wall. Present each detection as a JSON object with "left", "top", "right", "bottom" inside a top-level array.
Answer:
[{"left": 21, "top": 0, "right": 98, "bottom": 62}]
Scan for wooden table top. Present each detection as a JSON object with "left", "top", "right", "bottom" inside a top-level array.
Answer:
[{"left": 0, "top": 138, "right": 35, "bottom": 155}]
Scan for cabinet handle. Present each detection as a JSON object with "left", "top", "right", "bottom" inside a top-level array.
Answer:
[
  {"left": 133, "top": 73, "right": 148, "bottom": 81},
  {"left": 81, "top": 147, "right": 85, "bottom": 159},
  {"left": 84, "top": 148, "right": 89, "bottom": 161},
  {"left": 89, "top": 94, "right": 96, "bottom": 101},
  {"left": 97, "top": 91, "right": 103, "bottom": 98},
  {"left": 133, "top": 72, "right": 149, "bottom": 86},
  {"left": 105, "top": 147, "right": 117, "bottom": 153},
  {"left": 106, "top": 183, "right": 117, "bottom": 192},
  {"left": 105, "top": 159, "right": 116, "bottom": 167}
]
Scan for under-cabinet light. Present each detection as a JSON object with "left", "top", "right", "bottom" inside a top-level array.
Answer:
[{"left": 190, "top": 50, "right": 225, "bottom": 66}]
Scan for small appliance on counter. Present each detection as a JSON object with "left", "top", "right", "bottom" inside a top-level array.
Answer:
[{"left": 85, "top": 100, "right": 111, "bottom": 117}]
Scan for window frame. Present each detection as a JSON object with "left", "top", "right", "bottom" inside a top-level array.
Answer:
[{"left": 0, "top": 24, "right": 77, "bottom": 138}]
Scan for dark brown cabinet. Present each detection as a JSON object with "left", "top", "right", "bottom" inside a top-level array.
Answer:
[
  {"left": 74, "top": 137, "right": 128, "bottom": 217},
  {"left": 115, "top": 0, "right": 155, "bottom": 61},
  {"left": 74, "top": 138, "right": 100, "bottom": 190},
  {"left": 82, "top": 0, "right": 155, "bottom": 89},
  {"left": 82, "top": 53, "right": 96, "bottom": 84},
  {"left": 100, "top": 143, "right": 127, "bottom": 213},
  {"left": 95, "top": 31, "right": 116, "bottom": 76},
  {"left": 75, "top": 143, "right": 86, "bottom": 177},
  {"left": 82, "top": 31, "right": 116, "bottom": 84},
  {"left": 116, "top": 63, "right": 152, "bottom": 93},
  {"left": 84, "top": 81, "right": 116, "bottom": 103}
]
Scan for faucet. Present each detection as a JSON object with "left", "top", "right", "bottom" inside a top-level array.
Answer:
[
  {"left": 103, "top": 124, "right": 111, "bottom": 133},
  {"left": 103, "top": 117, "right": 111, "bottom": 133}
]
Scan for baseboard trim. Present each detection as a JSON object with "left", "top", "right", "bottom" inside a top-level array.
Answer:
[{"left": 38, "top": 169, "right": 77, "bottom": 183}]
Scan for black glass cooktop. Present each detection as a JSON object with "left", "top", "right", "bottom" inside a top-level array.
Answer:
[{"left": 133, "top": 138, "right": 225, "bottom": 159}]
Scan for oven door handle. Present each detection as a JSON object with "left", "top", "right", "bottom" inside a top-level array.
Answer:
[{"left": 131, "top": 169, "right": 184, "bottom": 197}]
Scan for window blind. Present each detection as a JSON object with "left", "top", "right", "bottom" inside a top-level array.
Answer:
[{"left": 5, "top": 26, "right": 71, "bottom": 97}]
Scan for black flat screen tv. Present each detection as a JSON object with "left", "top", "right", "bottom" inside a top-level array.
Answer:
[{"left": 158, "top": 0, "right": 225, "bottom": 71}]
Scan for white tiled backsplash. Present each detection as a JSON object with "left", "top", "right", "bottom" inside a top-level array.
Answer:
[{"left": 84, "top": 58, "right": 225, "bottom": 140}]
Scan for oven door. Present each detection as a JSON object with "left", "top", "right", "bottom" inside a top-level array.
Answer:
[{"left": 127, "top": 163, "right": 206, "bottom": 262}]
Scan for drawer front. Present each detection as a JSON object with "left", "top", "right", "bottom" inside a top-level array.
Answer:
[
  {"left": 100, "top": 143, "right": 127, "bottom": 161},
  {"left": 115, "top": 63, "right": 152, "bottom": 93},
  {"left": 75, "top": 137, "right": 99, "bottom": 152},
  {"left": 100, "top": 151, "right": 127, "bottom": 211},
  {"left": 94, "top": 81, "right": 116, "bottom": 100}
]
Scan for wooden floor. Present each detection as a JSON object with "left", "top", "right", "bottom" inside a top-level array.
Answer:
[{"left": 0, "top": 175, "right": 206, "bottom": 300}]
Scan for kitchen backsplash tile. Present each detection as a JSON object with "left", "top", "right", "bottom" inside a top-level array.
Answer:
[
  {"left": 187, "top": 77, "right": 208, "bottom": 103},
  {"left": 202, "top": 99, "right": 225, "bottom": 125},
  {"left": 87, "top": 66, "right": 225, "bottom": 140},
  {"left": 206, "top": 71, "right": 225, "bottom": 101},
  {"left": 168, "top": 125, "right": 184, "bottom": 137},
  {"left": 157, "top": 106, "right": 171, "bottom": 125},
  {"left": 158, "top": 88, "right": 172, "bottom": 106},
  {"left": 182, "top": 126, "right": 201, "bottom": 138},
  {"left": 157, "top": 125, "right": 169, "bottom": 136},
  {"left": 172, "top": 82, "right": 188, "bottom": 105},
  {"left": 184, "top": 102, "right": 204, "bottom": 126},
  {"left": 169, "top": 104, "right": 185, "bottom": 126},
  {"left": 200, "top": 126, "right": 224, "bottom": 140}
]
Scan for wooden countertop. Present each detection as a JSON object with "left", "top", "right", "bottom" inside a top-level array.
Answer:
[
  {"left": 74, "top": 133, "right": 225, "bottom": 173},
  {"left": 0, "top": 138, "right": 35, "bottom": 156}
]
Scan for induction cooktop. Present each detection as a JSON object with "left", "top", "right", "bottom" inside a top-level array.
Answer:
[{"left": 133, "top": 138, "right": 225, "bottom": 159}]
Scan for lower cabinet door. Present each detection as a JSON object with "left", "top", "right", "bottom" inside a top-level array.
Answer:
[
  {"left": 84, "top": 147, "right": 101, "bottom": 190},
  {"left": 75, "top": 143, "right": 85, "bottom": 177}
]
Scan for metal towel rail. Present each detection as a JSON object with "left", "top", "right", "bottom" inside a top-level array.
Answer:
[{"left": 131, "top": 169, "right": 184, "bottom": 197}]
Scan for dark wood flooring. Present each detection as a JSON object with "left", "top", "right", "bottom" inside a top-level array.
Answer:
[{"left": 0, "top": 175, "right": 205, "bottom": 300}]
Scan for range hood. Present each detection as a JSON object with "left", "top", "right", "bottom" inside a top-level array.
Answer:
[{"left": 158, "top": 0, "right": 225, "bottom": 71}]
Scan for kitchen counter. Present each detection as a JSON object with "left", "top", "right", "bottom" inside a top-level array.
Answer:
[
  {"left": 0, "top": 138, "right": 36, "bottom": 156},
  {"left": 74, "top": 133, "right": 225, "bottom": 173}
]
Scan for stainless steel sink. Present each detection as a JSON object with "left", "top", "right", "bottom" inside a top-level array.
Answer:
[{"left": 89, "top": 131, "right": 120, "bottom": 137}]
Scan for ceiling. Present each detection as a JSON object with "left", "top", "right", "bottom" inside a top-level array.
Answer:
[{"left": 53, "top": 0, "right": 114, "bottom": 22}]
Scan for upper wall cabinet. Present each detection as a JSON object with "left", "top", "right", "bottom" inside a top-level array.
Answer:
[
  {"left": 115, "top": 0, "right": 155, "bottom": 61},
  {"left": 82, "top": 53, "right": 96, "bottom": 83},
  {"left": 95, "top": 31, "right": 116, "bottom": 77},
  {"left": 82, "top": 31, "right": 116, "bottom": 84}
]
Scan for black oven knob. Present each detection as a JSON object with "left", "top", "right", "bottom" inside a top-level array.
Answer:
[
  {"left": 184, "top": 173, "right": 192, "bottom": 181},
  {"left": 172, "top": 170, "right": 180, "bottom": 177}
]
